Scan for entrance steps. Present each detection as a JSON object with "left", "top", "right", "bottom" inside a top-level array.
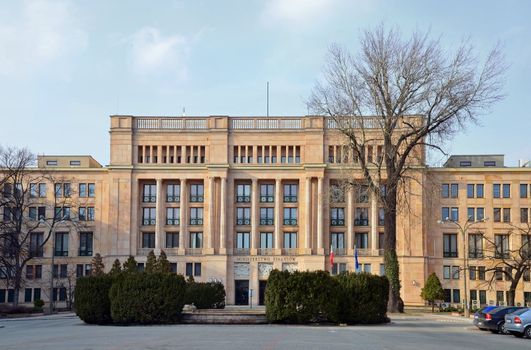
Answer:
[{"left": 181, "top": 307, "right": 267, "bottom": 324}]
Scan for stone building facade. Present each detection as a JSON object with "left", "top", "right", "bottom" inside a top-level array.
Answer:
[{"left": 1, "top": 115, "right": 530, "bottom": 308}]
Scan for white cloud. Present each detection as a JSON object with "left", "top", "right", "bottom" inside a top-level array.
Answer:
[
  {"left": 262, "top": 0, "right": 338, "bottom": 25},
  {"left": 0, "top": 0, "right": 87, "bottom": 76},
  {"left": 128, "top": 27, "right": 190, "bottom": 80}
]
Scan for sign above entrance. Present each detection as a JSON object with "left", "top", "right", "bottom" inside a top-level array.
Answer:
[{"left": 233, "top": 256, "right": 297, "bottom": 263}]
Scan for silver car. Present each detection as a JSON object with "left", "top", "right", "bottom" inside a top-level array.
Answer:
[{"left": 505, "top": 308, "right": 531, "bottom": 338}]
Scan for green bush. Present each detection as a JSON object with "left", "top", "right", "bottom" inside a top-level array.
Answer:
[
  {"left": 335, "top": 272, "right": 389, "bottom": 324},
  {"left": 109, "top": 272, "right": 186, "bottom": 324},
  {"left": 185, "top": 281, "right": 226, "bottom": 309},
  {"left": 265, "top": 270, "right": 340, "bottom": 323},
  {"left": 74, "top": 275, "right": 114, "bottom": 324}
]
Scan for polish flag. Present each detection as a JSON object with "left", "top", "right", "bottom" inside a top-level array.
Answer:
[{"left": 330, "top": 245, "right": 335, "bottom": 267}]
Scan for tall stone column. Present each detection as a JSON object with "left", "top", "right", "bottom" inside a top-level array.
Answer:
[
  {"left": 208, "top": 176, "right": 215, "bottom": 251},
  {"left": 347, "top": 187, "right": 353, "bottom": 255},
  {"left": 220, "top": 177, "right": 227, "bottom": 252},
  {"left": 274, "top": 178, "right": 281, "bottom": 252},
  {"left": 317, "top": 177, "right": 324, "bottom": 251},
  {"left": 251, "top": 178, "right": 258, "bottom": 252},
  {"left": 179, "top": 179, "right": 187, "bottom": 253},
  {"left": 370, "top": 189, "right": 378, "bottom": 256},
  {"left": 305, "top": 177, "right": 312, "bottom": 251},
  {"left": 155, "top": 178, "right": 163, "bottom": 254}
]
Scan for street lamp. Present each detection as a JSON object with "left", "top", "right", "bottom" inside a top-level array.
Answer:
[{"left": 437, "top": 216, "right": 488, "bottom": 318}]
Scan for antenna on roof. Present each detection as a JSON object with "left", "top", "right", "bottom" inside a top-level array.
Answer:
[
  {"left": 182, "top": 107, "right": 186, "bottom": 117},
  {"left": 266, "top": 81, "right": 270, "bottom": 117}
]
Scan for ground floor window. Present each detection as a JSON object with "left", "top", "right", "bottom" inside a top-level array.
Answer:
[
  {"left": 186, "top": 262, "right": 201, "bottom": 277},
  {"left": 331, "top": 263, "right": 347, "bottom": 275}
]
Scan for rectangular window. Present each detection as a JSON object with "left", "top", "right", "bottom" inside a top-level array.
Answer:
[
  {"left": 143, "top": 184, "right": 156, "bottom": 202},
  {"left": 476, "top": 207, "right": 485, "bottom": 221},
  {"left": 355, "top": 232, "right": 368, "bottom": 249},
  {"left": 166, "top": 184, "right": 180, "bottom": 202},
  {"left": 30, "top": 183, "right": 38, "bottom": 198},
  {"left": 260, "top": 232, "right": 274, "bottom": 249},
  {"left": 378, "top": 208, "right": 385, "bottom": 226},
  {"left": 54, "top": 206, "right": 71, "bottom": 220},
  {"left": 467, "top": 207, "right": 475, "bottom": 222},
  {"left": 442, "top": 207, "right": 450, "bottom": 221},
  {"left": 478, "top": 266, "right": 486, "bottom": 280},
  {"left": 76, "top": 264, "right": 84, "bottom": 278},
  {"left": 451, "top": 266, "right": 460, "bottom": 279},
  {"left": 25, "top": 288, "right": 32, "bottom": 303},
  {"left": 330, "top": 208, "right": 345, "bottom": 226},
  {"left": 186, "top": 263, "right": 193, "bottom": 276},
  {"left": 495, "top": 267, "right": 503, "bottom": 281},
  {"left": 142, "top": 207, "right": 156, "bottom": 225},
  {"left": 460, "top": 161, "right": 471, "bottom": 167},
  {"left": 46, "top": 160, "right": 57, "bottom": 166},
  {"left": 30, "top": 232, "right": 44, "bottom": 257},
  {"left": 363, "top": 264, "right": 372, "bottom": 273},
  {"left": 453, "top": 289, "right": 460, "bottom": 303},
  {"left": 468, "top": 234, "right": 483, "bottom": 258},
  {"left": 190, "top": 184, "right": 204, "bottom": 202},
  {"left": 259, "top": 207, "right": 273, "bottom": 225},
  {"left": 237, "top": 207, "right": 252, "bottom": 225},
  {"left": 330, "top": 232, "right": 345, "bottom": 251},
  {"left": 170, "top": 263, "right": 177, "bottom": 273},
  {"left": 450, "top": 184, "right": 458, "bottom": 198},
  {"left": 476, "top": 184, "right": 484, "bottom": 198},
  {"left": 469, "top": 266, "right": 477, "bottom": 280},
  {"left": 79, "top": 183, "right": 87, "bottom": 197},
  {"left": 283, "top": 208, "right": 297, "bottom": 225},
  {"left": 443, "top": 289, "right": 451, "bottom": 303},
  {"left": 79, "top": 232, "right": 93, "bottom": 256},
  {"left": 166, "top": 207, "right": 180, "bottom": 225},
  {"left": 166, "top": 232, "right": 179, "bottom": 248},
  {"left": 54, "top": 232, "right": 69, "bottom": 256},
  {"left": 331, "top": 263, "right": 347, "bottom": 275},
  {"left": 467, "top": 184, "right": 474, "bottom": 198},
  {"left": 236, "top": 184, "right": 251, "bottom": 203},
  {"left": 189, "top": 232, "right": 203, "bottom": 248},
  {"left": 79, "top": 207, "right": 95, "bottom": 221},
  {"left": 355, "top": 208, "right": 369, "bottom": 226},
  {"left": 503, "top": 208, "right": 511, "bottom": 222},
  {"left": 283, "top": 184, "right": 298, "bottom": 203},
  {"left": 443, "top": 233, "right": 457, "bottom": 257},
  {"left": 26, "top": 265, "right": 34, "bottom": 280},
  {"left": 484, "top": 161, "right": 496, "bottom": 167},
  {"left": 450, "top": 207, "right": 459, "bottom": 221},
  {"left": 520, "top": 184, "right": 528, "bottom": 198},
  {"left": 236, "top": 232, "right": 250, "bottom": 250},
  {"left": 88, "top": 183, "right": 95, "bottom": 197},
  {"left": 521, "top": 208, "right": 529, "bottom": 223},
  {"left": 283, "top": 232, "right": 297, "bottom": 249},
  {"left": 495, "top": 234, "right": 509, "bottom": 259},
  {"left": 493, "top": 184, "right": 501, "bottom": 198},
  {"left": 493, "top": 207, "right": 501, "bottom": 222},
  {"left": 441, "top": 184, "right": 449, "bottom": 198},
  {"left": 502, "top": 184, "right": 511, "bottom": 198},
  {"left": 142, "top": 232, "right": 155, "bottom": 249},
  {"left": 194, "top": 263, "right": 201, "bottom": 276},
  {"left": 260, "top": 184, "right": 274, "bottom": 203}
]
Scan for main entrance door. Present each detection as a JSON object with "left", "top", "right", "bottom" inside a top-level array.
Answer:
[
  {"left": 235, "top": 280, "right": 249, "bottom": 305},
  {"left": 259, "top": 280, "right": 267, "bottom": 305}
]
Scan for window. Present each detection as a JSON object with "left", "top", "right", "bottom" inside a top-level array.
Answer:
[
  {"left": 330, "top": 232, "right": 345, "bottom": 252},
  {"left": 495, "top": 234, "right": 509, "bottom": 259},
  {"left": 441, "top": 207, "right": 449, "bottom": 221},
  {"left": 467, "top": 207, "right": 475, "bottom": 222},
  {"left": 476, "top": 207, "right": 485, "bottom": 221},
  {"left": 190, "top": 184, "right": 204, "bottom": 202},
  {"left": 79, "top": 207, "right": 95, "bottom": 221},
  {"left": 522, "top": 235, "right": 531, "bottom": 259},
  {"left": 363, "top": 264, "right": 372, "bottom": 273},
  {"left": 259, "top": 208, "right": 273, "bottom": 225},
  {"left": 142, "top": 232, "right": 155, "bottom": 248},
  {"left": 190, "top": 232, "right": 203, "bottom": 248},
  {"left": 88, "top": 183, "right": 95, "bottom": 197},
  {"left": 137, "top": 263, "right": 145, "bottom": 272},
  {"left": 330, "top": 184, "right": 345, "bottom": 203},
  {"left": 143, "top": 184, "right": 156, "bottom": 202},
  {"left": 53, "top": 287, "right": 67, "bottom": 302},
  {"left": 79, "top": 183, "right": 87, "bottom": 198},
  {"left": 166, "top": 207, "right": 180, "bottom": 225},
  {"left": 30, "top": 232, "right": 44, "bottom": 257},
  {"left": 167, "top": 184, "right": 180, "bottom": 202},
  {"left": 520, "top": 184, "right": 528, "bottom": 198},
  {"left": 283, "top": 208, "right": 297, "bottom": 225},
  {"left": 441, "top": 184, "right": 449, "bottom": 198},
  {"left": 331, "top": 263, "right": 347, "bottom": 275},
  {"left": 186, "top": 262, "right": 201, "bottom": 277},
  {"left": 450, "top": 184, "right": 458, "bottom": 198},
  {"left": 166, "top": 232, "right": 179, "bottom": 248},
  {"left": 495, "top": 267, "right": 503, "bottom": 281},
  {"left": 79, "top": 232, "right": 93, "bottom": 256},
  {"left": 69, "top": 160, "right": 81, "bottom": 166},
  {"left": 46, "top": 160, "right": 57, "bottom": 166},
  {"left": 467, "top": 184, "right": 474, "bottom": 199},
  {"left": 25, "top": 288, "right": 32, "bottom": 303},
  {"left": 493, "top": 184, "right": 501, "bottom": 198},
  {"left": 484, "top": 161, "right": 496, "bottom": 167},
  {"left": 236, "top": 184, "right": 251, "bottom": 203},
  {"left": 443, "top": 289, "right": 451, "bottom": 303},
  {"left": 441, "top": 207, "right": 458, "bottom": 221},
  {"left": 452, "top": 289, "right": 461, "bottom": 303},
  {"left": 355, "top": 232, "right": 368, "bottom": 249},
  {"left": 478, "top": 266, "right": 486, "bottom": 280},
  {"left": 260, "top": 232, "right": 274, "bottom": 250},
  {"left": 476, "top": 184, "right": 484, "bottom": 198},
  {"left": 260, "top": 184, "right": 274, "bottom": 202},
  {"left": 469, "top": 266, "right": 477, "bottom": 280},
  {"left": 76, "top": 264, "right": 84, "bottom": 278},
  {"left": 503, "top": 208, "right": 511, "bottom": 222},
  {"left": 170, "top": 263, "right": 177, "bottom": 273},
  {"left": 26, "top": 265, "right": 42, "bottom": 280},
  {"left": 54, "top": 183, "right": 71, "bottom": 198},
  {"left": 521, "top": 208, "right": 529, "bottom": 223},
  {"left": 379, "top": 264, "right": 385, "bottom": 276},
  {"left": 330, "top": 208, "right": 345, "bottom": 226},
  {"left": 236, "top": 232, "right": 250, "bottom": 250},
  {"left": 355, "top": 208, "right": 369, "bottom": 226},
  {"left": 493, "top": 208, "right": 501, "bottom": 222},
  {"left": 450, "top": 207, "right": 459, "bottom": 221},
  {"left": 443, "top": 233, "right": 457, "bottom": 257},
  {"left": 459, "top": 161, "right": 471, "bottom": 167},
  {"left": 283, "top": 232, "right": 297, "bottom": 249},
  {"left": 503, "top": 184, "right": 511, "bottom": 198},
  {"left": 451, "top": 266, "right": 460, "bottom": 279},
  {"left": 30, "top": 183, "right": 46, "bottom": 198},
  {"left": 54, "top": 206, "right": 71, "bottom": 220},
  {"left": 494, "top": 208, "right": 510, "bottom": 223},
  {"left": 378, "top": 208, "right": 385, "bottom": 226},
  {"left": 28, "top": 206, "right": 46, "bottom": 221},
  {"left": 283, "top": 184, "right": 298, "bottom": 202},
  {"left": 142, "top": 207, "right": 156, "bottom": 225},
  {"left": 237, "top": 207, "right": 251, "bottom": 225},
  {"left": 53, "top": 264, "right": 68, "bottom": 279},
  {"left": 54, "top": 232, "right": 69, "bottom": 256},
  {"left": 468, "top": 234, "right": 483, "bottom": 258}
]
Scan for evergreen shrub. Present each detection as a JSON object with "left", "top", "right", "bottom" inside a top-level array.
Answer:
[
  {"left": 185, "top": 281, "right": 226, "bottom": 309},
  {"left": 74, "top": 275, "right": 114, "bottom": 324}
]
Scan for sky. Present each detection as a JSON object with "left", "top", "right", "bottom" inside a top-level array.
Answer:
[{"left": 0, "top": 0, "right": 530, "bottom": 166}]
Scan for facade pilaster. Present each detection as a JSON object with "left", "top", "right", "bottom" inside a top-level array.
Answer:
[{"left": 155, "top": 178, "right": 163, "bottom": 254}]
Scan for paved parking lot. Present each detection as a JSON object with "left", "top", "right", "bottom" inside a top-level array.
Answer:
[{"left": 1, "top": 314, "right": 530, "bottom": 350}]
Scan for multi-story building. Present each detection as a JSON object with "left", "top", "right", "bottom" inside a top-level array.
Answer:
[{"left": 1, "top": 115, "right": 530, "bottom": 308}]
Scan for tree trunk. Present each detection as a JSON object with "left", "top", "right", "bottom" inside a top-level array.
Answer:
[
  {"left": 431, "top": 301, "right": 434, "bottom": 313},
  {"left": 383, "top": 184, "right": 404, "bottom": 313}
]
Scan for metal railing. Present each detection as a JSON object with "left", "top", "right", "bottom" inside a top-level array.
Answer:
[
  {"left": 185, "top": 248, "right": 203, "bottom": 255},
  {"left": 257, "top": 248, "right": 274, "bottom": 256},
  {"left": 231, "top": 118, "right": 302, "bottom": 130},
  {"left": 135, "top": 118, "right": 208, "bottom": 130},
  {"left": 234, "top": 248, "right": 250, "bottom": 255}
]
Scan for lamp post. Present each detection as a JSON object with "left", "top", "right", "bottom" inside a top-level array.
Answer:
[{"left": 438, "top": 216, "right": 487, "bottom": 318}]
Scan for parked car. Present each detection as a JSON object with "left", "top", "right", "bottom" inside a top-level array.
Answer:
[
  {"left": 505, "top": 308, "right": 531, "bottom": 338},
  {"left": 473, "top": 306, "right": 526, "bottom": 334},
  {"left": 473, "top": 306, "right": 499, "bottom": 330}
]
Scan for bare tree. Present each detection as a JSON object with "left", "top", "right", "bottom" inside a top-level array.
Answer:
[
  {"left": 0, "top": 147, "right": 79, "bottom": 306},
  {"left": 308, "top": 25, "right": 505, "bottom": 312},
  {"left": 481, "top": 224, "right": 531, "bottom": 307}
]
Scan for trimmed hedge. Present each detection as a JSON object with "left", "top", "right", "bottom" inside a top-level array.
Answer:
[
  {"left": 109, "top": 272, "right": 186, "bottom": 324},
  {"left": 74, "top": 275, "right": 114, "bottom": 324},
  {"left": 265, "top": 270, "right": 389, "bottom": 324},
  {"left": 336, "top": 272, "right": 389, "bottom": 324},
  {"left": 265, "top": 270, "right": 340, "bottom": 323},
  {"left": 185, "top": 281, "right": 226, "bottom": 309}
]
